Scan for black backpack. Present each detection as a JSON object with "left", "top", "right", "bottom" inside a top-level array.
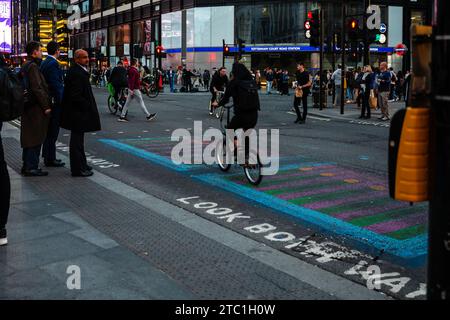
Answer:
[
  {"left": 17, "top": 62, "right": 36, "bottom": 109},
  {"left": 0, "top": 67, "right": 25, "bottom": 121},
  {"left": 236, "top": 80, "right": 260, "bottom": 112}
]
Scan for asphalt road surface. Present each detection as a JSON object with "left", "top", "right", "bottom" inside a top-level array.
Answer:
[{"left": 7, "top": 87, "right": 426, "bottom": 300}]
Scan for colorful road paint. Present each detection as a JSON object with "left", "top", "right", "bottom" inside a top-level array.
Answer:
[{"left": 100, "top": 137, "right": 428, "bottom": 262}]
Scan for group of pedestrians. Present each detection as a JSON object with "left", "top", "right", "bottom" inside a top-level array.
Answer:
[
  {"left": 263, "top": 68, "right": 290, "bottom": 96},
  {"left": 330, "top": 62, "right": 411, "bottom": 121},
  {"left": 0, "top": 41, "right": 104, "bottom": 246}
]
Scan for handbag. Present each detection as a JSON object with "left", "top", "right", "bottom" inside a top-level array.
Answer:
[
  {"left": 369, "top": 89, "right": 377, "bottom": 109},
  {"left": 295, "top": 87, "right": 303, "bottom": 98}
]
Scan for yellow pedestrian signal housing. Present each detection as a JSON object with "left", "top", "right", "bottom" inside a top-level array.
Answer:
[
  {"left": 388, "top": 25, "right": 432, "bottom": 203},
  {"left": 389, "top": 108, "right": 430, "bottom": 202}
]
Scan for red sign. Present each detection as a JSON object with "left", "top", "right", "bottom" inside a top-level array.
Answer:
[{"left": 395, "top": 43, "right": 407, "bottom": 56}]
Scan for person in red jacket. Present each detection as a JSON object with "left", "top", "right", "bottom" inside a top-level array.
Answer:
[{"left": 118, "top": 59, "right": 156, "bottom": 122}]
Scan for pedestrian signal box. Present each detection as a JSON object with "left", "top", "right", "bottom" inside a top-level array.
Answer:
[{"left": 389, "top": 25, "right": 432, "bottom": 203}]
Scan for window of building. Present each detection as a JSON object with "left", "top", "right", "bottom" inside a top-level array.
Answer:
[
  {"left": 81, "top": 1, "right": 89, "bottom": 14},
  {"left": 102, "top": 0, "right": 115, "bottom": 9},
  {"left": 92, "top": 0, "right": 101, "bottom": 12}
]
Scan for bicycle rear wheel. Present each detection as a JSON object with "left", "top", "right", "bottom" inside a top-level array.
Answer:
[
  {"left": 147, "top": 84, "right": 159, "bottom": 98},
  {"left": 244, "top": 152, "right": 263, "bottom": 186}
]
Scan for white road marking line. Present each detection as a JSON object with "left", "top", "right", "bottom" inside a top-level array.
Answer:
[{"left": 287, "top": 111, "right": 331, "bottom": 122}]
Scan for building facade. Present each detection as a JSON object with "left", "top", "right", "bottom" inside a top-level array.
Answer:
[
  {"left": 69, "top": 0, "right": 162, "bottom": 70},
  {"left": 10, "top": 0, "right": 70, "bottom": 65},
  {"left": 158, "top": 0, "right": 431, "bottom": 73},
  {"left": 7, "top": 1, "right": 430, "bottom": 71}
]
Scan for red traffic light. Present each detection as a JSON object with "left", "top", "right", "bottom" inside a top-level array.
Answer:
[
  {"left": 224, "top": 45, "right": 230, "bottom": 53},
  {"left": 307, "top": 11, "right": 313, "bottom": 20}
]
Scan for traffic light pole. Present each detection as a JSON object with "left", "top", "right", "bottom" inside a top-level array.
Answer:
[
  {"left": 222, "top": 39, "right": 225, "bottom": 68},
  {"left": 319, "top": 6, "right": 324, "bottom": 111},
  {"left": 429, "top": 0, "right": 450, "bottom": 300},
  {"left": 340, "top": 2, "right": 346, "bottom": 115}
]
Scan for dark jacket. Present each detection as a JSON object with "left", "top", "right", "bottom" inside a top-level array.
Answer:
[
  {"left": 378, "top": 70, "right": 391, "bottom": 92},
  {"left": 109, "top": 65, "right": 128, "bottom": 88},
  {"left": 40, "top": 56, "right": 64, "bottom": 105},
  {"left": 61, "top": 64, "right": 101, "bottom": 133},
  {"left": 210, "top": 72, "right": 228, "bottom": 92},
  {"left": 20, "top": 59, "right": 51, "bottom": 148}
]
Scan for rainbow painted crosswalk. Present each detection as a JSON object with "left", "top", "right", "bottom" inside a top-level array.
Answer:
[{"left": 100, "top": 137, "right": 428, "bottom": 262}]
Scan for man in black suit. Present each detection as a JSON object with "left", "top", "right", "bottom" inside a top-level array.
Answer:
[
  {"left": 40, "top": 41, "right": 65, "bottom": 167},
  {"left": 61, "top": 49, "right": 101, "bottom": 177}
]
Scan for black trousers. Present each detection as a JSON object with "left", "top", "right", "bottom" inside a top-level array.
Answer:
[
  {"left": 361, "top": 90, "right": 371, "bottom": 118},
  {"left": 294, "top": 93, "right": 308, "bottom": 121},
  {"left": 0, "top": 123, "right": 10, "bottom": 229},
  {"left": 42, "top": 105, "right": 62, "bottom": 162},
  {"left": 22, "top": 145, "right": 42, "bottom": 171},
  {"left": 69, "top": 131, "right": 88, "bottom": 174}
]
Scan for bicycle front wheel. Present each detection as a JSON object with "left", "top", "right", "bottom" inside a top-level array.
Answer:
[
  {"left": 214, "top": 105, "right": 224, "bottom": 119},
  {"left": 107, "top": 96, "right": 118, "bottom": 115},
  {"left": 216, "top": 141, "right": 231, "bottom": 172}
]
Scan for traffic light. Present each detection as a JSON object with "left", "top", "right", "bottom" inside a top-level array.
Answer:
[
  {"left": 223, "top": 43, "right": 233, "bottom": 57},
  {"left": 348, "top": 18, "right": 360, "bottom": 41},
  {"left": 306, "top": 10, "right": 320, "bottom": 47},
  {"left": 368, "top": 29, "right": 387, "bottom": 44},
  {"left": 156, "top": 45, "right": 166, "bottom": 58},
  {"left": 237, "top": 38, "right": 246, "bottom": 57}
]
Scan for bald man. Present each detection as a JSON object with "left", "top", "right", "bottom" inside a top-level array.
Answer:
[{"left": 61, "top": 49, "right": 101, "bottom": 177}]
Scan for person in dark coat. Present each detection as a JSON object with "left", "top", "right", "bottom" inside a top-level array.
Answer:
[
  {"left": 20, "top": 41, "right": 51, "bottom": 176},
  {"left": 40, "top": 41, "right": 65, "bottom": 168},
  {"left": 0, "top": 54, "right": 11, "bottom": 245},
  {"left": 61, "top": 49, "right": 101, "bottom": 177},
  {"left": 109, "top": 60, "right": 128, "bottom": 106}
]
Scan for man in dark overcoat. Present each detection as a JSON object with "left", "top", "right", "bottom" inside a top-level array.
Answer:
[
  {"left": 61, "top": 49, "right": 101, "bottom": 177},
  {"left": 20, "top": 41, "right": 51, "bottom": 176}
]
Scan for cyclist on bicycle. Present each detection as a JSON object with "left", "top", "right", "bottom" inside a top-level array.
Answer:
[
  {"left": 216, "top": 63, "right": 260, "bottom": 131},
  {"left": 215, "top": 63, "right": 260, "bottom": 163},
  {"left": 109, "top": 61, "right": 128, "bottom": 107},
  {"left": 209, "top": 67, "right": 228, "bottom": 115}
]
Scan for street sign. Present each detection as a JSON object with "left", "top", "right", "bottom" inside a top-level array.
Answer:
[
  {"left": 395, "top": 43, "right": 407, "bottom": 56},
  {"left": 379, "top": 23, "right": 387, "bottom": 34}
]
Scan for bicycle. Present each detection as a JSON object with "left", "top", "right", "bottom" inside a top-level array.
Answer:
[
  {"left": 142, "top": 75, "right": 160, "bottom": 98},
  {"left": 107, "top": 83, "right": 128, "bottom": 115},
  {"left": 209, "top": 90, "right": 224, "bottom": 119},
  {"left": 215, "top": 104, "right": 263, "bottom": 186}
]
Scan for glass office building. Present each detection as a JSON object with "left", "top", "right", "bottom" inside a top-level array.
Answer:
[
  {"left": 159, "top": 0, "right": 431, "bottom": 73},
  {"left": 60, "top": 0, "right": 431, "bottom": 72}
]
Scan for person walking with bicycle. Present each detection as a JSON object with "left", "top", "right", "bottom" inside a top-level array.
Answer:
[
  {"left": 118, "top": 59, "right": 156, "bottom": 122},
  {"left": 109, "top": 61, "right": 128, "bottom": 109},
  {"left": 209, "top": 67, "right": 228, "bottom": 115}
]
